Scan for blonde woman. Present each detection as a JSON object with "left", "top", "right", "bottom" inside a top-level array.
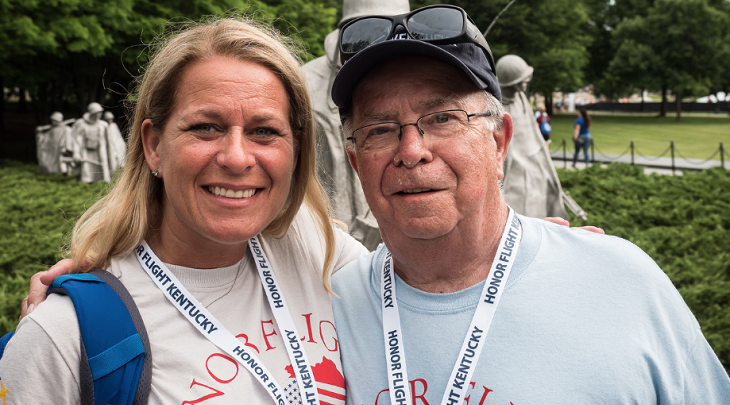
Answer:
[{"left": 0, "top": 17, "right": 365, "bottom": 403}]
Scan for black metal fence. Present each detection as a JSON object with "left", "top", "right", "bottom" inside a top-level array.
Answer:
[
  {"left": 583, "top": 101, "right": 730, "bottom": 113},
  {"left": 551, "top": 139, "right": 726, "bottom": 173}
]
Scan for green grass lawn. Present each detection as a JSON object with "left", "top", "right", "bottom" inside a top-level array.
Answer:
[{"left": 548, "top": 113, "right": 730, "bottom": 160}]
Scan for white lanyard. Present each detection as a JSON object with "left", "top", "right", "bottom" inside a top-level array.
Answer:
[
  {"left": 249, "top": 236, "right": 320, "bottom": 405},
  {"left": 381, "top": 208, "right": 522, "bottom": 405},
  {"left": 135, "top": 238, "right": 319, "bottom": 405}
]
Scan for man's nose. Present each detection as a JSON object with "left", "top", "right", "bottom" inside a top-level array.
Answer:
[{"left": 394, "top": 124, "right": 433, "bottom": 168}]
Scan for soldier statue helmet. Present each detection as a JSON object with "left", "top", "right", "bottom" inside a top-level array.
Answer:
[
  {"left": 87, "top": 102, "right": 104, "bottom": 121},
  {"left": 50, "top": 111, "right": 64, "bottom": 125},
  {"left": 496, "top": 54, "right": 534, "bottom": 91}
]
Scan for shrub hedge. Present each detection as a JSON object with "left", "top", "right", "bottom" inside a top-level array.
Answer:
[
  {"left": 0, "top": 160, "right": 107, "bottom": 334},
  {"left": 1, "top": 160, "right": 728, "bottom": 370},
  {"left": 559, "top": 164, "right": 730, "bottom": 369}
]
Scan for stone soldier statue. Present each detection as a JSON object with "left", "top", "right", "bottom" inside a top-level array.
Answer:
[
  {"left": 302, "top": 0, "right": 410, "bottom": 251},
  {"left": 35, "top": 112, "right": 74, "bottom": 174},
  {"left": 70, "top": 102, "right": 111, "bottom": 183},
  {"left": 497, "top": 55, "right": 568, "bottom": 219},
  {"left": 104, "top": 111, "right": 126, "bottom": 173}
]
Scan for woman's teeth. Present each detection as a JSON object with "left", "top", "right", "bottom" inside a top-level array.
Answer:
[
  {"left": 402, "top": 188, "right": 431, "bottom": 194},
  {"left": 208, "top": 186, "right": 256, "bottom": 199}
]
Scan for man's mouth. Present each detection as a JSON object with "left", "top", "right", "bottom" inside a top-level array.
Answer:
[
  {"left": 400, "top": 188, "right": 433, "bottom": 194},
  {"left": 207, "top": 186, "right": 257, "bottom": 199}
]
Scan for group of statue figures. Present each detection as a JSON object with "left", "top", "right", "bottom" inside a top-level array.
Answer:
[{"left": 35, "top": 102, "right": 127, "bottom": 183}]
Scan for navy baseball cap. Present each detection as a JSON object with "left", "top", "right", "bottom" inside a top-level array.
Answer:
[{"left": 331, "top": 28, "right": 501, "bottom": 110}]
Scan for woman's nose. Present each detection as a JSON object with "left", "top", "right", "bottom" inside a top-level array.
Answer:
[{"left": 217, "top": 128, "right": 256, "bottom": 172}]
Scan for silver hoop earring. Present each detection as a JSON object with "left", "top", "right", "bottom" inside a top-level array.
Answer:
[{"left": 151, "top": 169, "right": 159, "bottom": 177}]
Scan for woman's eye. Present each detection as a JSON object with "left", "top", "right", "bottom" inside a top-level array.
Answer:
[
  {"left": 190, "top": 124, "right": 216, "bottom": 133},
  {"left": 252, "top": 128, "right": 279, "bottom": 138}
]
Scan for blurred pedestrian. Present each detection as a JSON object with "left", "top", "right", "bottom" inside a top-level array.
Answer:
[
  {"left": 535, "top": 104, "right": 552, "bottom": 145},
  {"left": 572, "top": 108, "right": 592, "bottom": 168}
]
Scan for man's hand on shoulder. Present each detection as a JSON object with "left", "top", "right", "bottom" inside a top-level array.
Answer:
[
  {"left": 21, "top": 259, "right": 76, "bottom": 321},
  {"left": 542, "top": 217, "right": 605, "bottom": 235}
]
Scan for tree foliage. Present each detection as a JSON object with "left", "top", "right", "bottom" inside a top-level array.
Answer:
[
  {"left": 606, "top": 0, "right": 729, "bottom": 117},
  {"left": 412, "top": 0, "right": 592, "bottom": 109},
  {"left": 0, "top": 0, "right": 338, "bottom": 128}
]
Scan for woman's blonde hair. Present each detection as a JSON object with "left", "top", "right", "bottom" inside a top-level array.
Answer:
[{"left": 70, "top": 16, "right": 338, "bottom": 292}]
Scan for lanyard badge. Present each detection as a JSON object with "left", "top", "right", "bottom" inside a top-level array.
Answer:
[
  {"left": 136, "top": 238, "right": 320, "bottom": 405},
  {"left": 381, "top": 208, "right": 522, "bottom": 405}
]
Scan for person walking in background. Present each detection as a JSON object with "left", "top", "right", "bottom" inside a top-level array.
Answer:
[
  {"left": 573, "top": 108, "right": 592, "bottom": 168},
  {"left": 535, "top": 104, "right": 552, "bottom": 145}
]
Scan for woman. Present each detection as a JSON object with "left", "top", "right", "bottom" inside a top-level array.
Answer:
[
  {"left": 0, "top": 17, "right": 365, "bottom": 403},
  {"left": 572, "top": 108, "right": 592, "bottom": 167}
]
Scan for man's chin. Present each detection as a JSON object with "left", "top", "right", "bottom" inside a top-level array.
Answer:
[{"left": 387, "top": 216, "right": 456, "bottom": 241}]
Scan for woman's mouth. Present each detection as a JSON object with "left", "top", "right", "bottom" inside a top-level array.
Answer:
[{"left": 207, "top": 186, "right": 257, "bottom": 199}]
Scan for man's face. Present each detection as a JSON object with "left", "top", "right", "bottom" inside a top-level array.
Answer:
[{"left": 346, "top": 56, "right": 512, "bottom": 243}]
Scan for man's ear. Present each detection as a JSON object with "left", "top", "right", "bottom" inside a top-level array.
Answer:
[
  {"left": 141, "top": 119, "right": 162, "bottom": 174},
  {"left": 494, "top": 112, "right": 513, "bottom": 181},
  {"left": 346, "top": 149, "right": 360, "bottom": 177}
]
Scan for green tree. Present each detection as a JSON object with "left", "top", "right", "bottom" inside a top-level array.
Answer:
[
  {"left": 608, "top": 0, "right": 729, "bottom": 119},
  {"left": 582, "top": 0, "right": 658, "bottom": 102},
  {"left": 411, "top": 0, "right": 591, "bottom": 115},
  {"left": 0, "top": 0, "right": 337, "bottom": 145}
]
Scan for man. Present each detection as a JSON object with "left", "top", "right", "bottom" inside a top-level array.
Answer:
[
  {"left": 303, "top": 0, "right": 409, "bottom": 251},
  {"left": 329, "top": 5, "right": 730, "bottom": 403}
]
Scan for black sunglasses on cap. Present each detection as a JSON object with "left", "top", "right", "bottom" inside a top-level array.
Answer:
[{"left": 338, "top": 5, "right": 495, "bottom": 72}]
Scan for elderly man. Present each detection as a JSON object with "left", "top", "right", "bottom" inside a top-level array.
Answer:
[{"left": 329, "top": 4, "right": 730, "bottom": 404}]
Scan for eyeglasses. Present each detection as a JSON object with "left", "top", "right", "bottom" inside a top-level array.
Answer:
[
  {"left": 347, "top": 109, "right": 495, "bottom": 153},
  {"left": 339, "top": 5, "right": 495, "bottom": 72}
]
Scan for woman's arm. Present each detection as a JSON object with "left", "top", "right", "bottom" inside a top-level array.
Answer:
[
  {"left": 2, "top": 296, "right": 82, "bottom": 402},
  {"left": 573, "top": 122, "right": 581, "bottom": 140}
]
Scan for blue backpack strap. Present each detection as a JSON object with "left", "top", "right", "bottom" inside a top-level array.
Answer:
[
  {"left": 0, "top": 331, "right": 14, "bottom": 359},
  {"left": 49, "top": 270, "right": 151, "bottom": 405}
]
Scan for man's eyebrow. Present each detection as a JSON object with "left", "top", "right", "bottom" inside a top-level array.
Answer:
[
  {"left": 358, "top": 96, "right": 463, "bottom": 123},
  {"left": 361, "top": 111, "right": 399, "bottom": 122},
  {"left": 418, "top": 96, "right": 460, "bottom": 110}
]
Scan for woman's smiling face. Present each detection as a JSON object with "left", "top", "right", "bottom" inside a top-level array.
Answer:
[{"left": 142, "top": 56, "right": 297, "bottom": 263}]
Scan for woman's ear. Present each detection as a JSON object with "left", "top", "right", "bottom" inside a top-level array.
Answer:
[{"left": 141, "top": 119, "right": 162, "bottom": 174}]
